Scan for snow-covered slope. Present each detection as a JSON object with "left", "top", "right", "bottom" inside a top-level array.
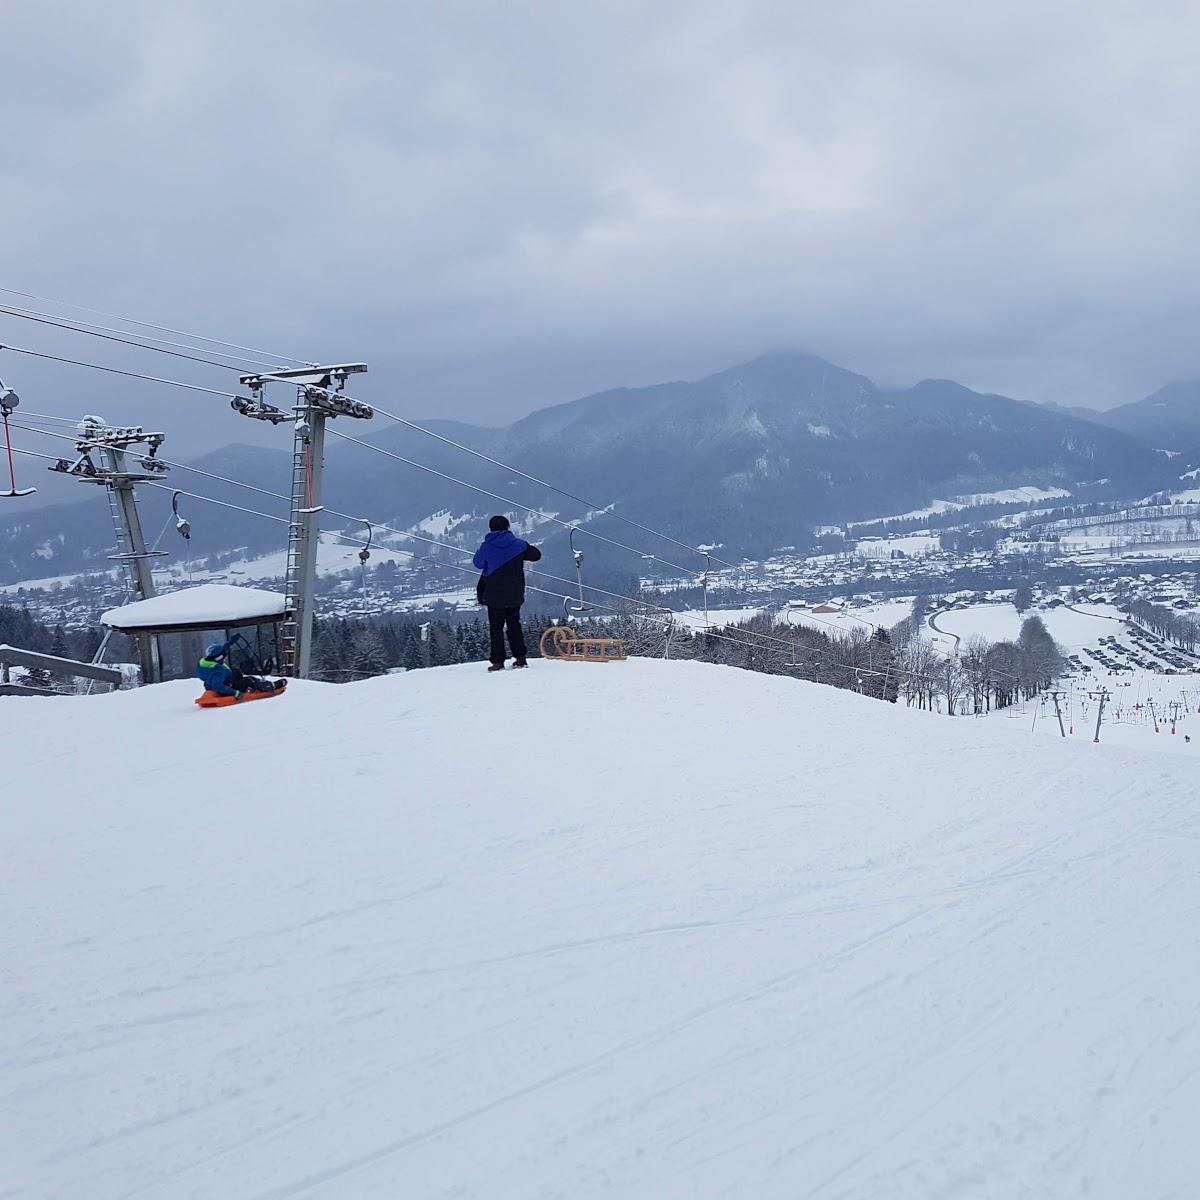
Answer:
[{"left": 4, "top": 661, "right": 1199, "bottom": 1198}]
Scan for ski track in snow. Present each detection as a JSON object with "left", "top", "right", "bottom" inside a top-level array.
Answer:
[{"left": 3, "top": 660, "right": 1199, "bottom": 1198}]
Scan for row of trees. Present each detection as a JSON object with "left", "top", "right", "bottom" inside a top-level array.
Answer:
[
  {"left": 1124, "top": 599, "right": 1200, "bottom": 651},
  {"left": 303, "top": 597, "right": 1068, "bottom": 719},
  {"left": 306, "top": 606, "right": 904, "bottom": 703},
  {"left": 890, "top": 612, "right": 1062, "bottom": 715}
]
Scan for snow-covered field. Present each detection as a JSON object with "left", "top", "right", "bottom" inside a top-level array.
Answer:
[
  {"left": 855, "top": 531, "right": 940, "bottom": 558},
  {"left": 782, "top": 599, "right": 913, "bottom": 636},
  {"left": 926, "top": 601, "right": 1125, "bottom": 651},
  {"left": 926, "top": 602, "right": 1200, "bottom": 754},
  {"left": 846, "top": 486, "right": 1070, "bottom": 529},
  {"left": 4, "top": 660, "right": 1200, "bottom": 1198},
  {"left": 670, "top": 600, "right": 912, "bottom": 637}
]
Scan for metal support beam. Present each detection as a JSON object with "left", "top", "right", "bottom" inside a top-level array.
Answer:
[
  {"left": 1090, "top": 688, "right": 1110, "bottom": 744},
  {"left": 101, "top": 445, "right": 161, "bottom": 682},
  {"left": 282, "top": 392, "right": 328, "bottom": 678},
  {"left": 0, "top": 644, "right": 122, "bottom": 686},
  {"left": 1046, "top": 690, "right": 1066, "bottom": 738},
  {"left": 234, "top": 365, "right": 372, "bottom": 679},
  {"left": 51, "top": 415, "right": 171, "bottom": 686}
]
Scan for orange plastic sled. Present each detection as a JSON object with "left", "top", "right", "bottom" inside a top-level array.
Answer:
[{"left": 195, "top": 684, "right": 287, "bottom": 709}]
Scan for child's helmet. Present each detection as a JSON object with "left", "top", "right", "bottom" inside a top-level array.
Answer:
[{"left": 205, "top": 643, "right": 227, "bottom": 660}]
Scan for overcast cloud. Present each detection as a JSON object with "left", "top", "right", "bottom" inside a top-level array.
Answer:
[{"left": 3, "top": 0, "right": 1200, "bottom": 456}]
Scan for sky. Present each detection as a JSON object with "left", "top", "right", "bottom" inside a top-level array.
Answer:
[{"left": 3, "top": 0, "right": 1200, "bottom": 468}]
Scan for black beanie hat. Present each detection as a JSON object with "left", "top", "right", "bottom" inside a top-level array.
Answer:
[{"left": 489, "top": 515, "right": 510, "bottom": 532}]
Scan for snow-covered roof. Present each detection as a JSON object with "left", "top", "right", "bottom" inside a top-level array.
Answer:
[{"left": 101, "top": 584, "right": 288, "bottom": 632}]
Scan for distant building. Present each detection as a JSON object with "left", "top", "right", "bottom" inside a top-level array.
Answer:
[{"left": 812, "top": 603, "right": 842, "bottom": 614}]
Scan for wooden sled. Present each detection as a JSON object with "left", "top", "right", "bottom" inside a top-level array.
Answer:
[
  {"left": 195, "top": 684, "right": 287, "bottom": 709},
  {"left": 539, "top": 626, "right": 626, "bottom": 663}
]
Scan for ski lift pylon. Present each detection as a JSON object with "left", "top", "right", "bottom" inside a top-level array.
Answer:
[{"left": 0, "top": 384, "right": 36, "bottom": 498}]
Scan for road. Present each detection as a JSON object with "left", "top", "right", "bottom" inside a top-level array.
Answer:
[{"left": 926, "top": 608, "right": 961, "bottom": 650}]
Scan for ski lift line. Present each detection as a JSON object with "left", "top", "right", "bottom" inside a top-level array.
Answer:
[
  {"left": 132, "top": 451, "right": 292, "bottom": 506},
  {"left": 257, "top": 365, "right": 735, "bottom": 571},
  {"left": 8, "top": 423, "right": 677, "bottom": 628},
  {"left": 7, "top": 409, "right": 79, "bottom": 425},
  {"left": 6, "top": 423, "right": 292, "bottom": 516},
  {"left": 3, "top": 434, "right": 1038, "bottom": 691},
  {"left": 111, "top": 458, "right": 819, "bottom": 661},
  {"left": 0, "top": 305, "right": 266, "bottom": 373},
  {"left": 1, "top": 338, "right": 731, "bottom": 578},
  {"left": 4, "top": 420, "right": 80, "bottom": 444},
  {"left": 345, "top": 398, "right": 741, "bottom": 570},
  {"left": 4, "top": 438, "right": 1022, "bottom": 688},
  {"left": 141, "top": 482, "right": 291, "bottom": 526},
  {"left": 0, "top": 284, "right": 314, "bottom": 367},
  {"left": 0, "top": 303, "right": 281, "bottom": 372},
  {"left": 0, "top": 343, "right": 248, "bottom": 400},
  {"left": 324, "top": 425, "right": 702, "bottom": 577},
  {"left": 311, "top": 498, "right": 811, "bottom": 658},
  {"left": 0, "top": 381, "right": 1060, "bottom": 692},
  {"left": 0, "top": 291, "right": 726, "bottom": 571}
]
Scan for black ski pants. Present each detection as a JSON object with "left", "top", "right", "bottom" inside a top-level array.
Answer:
[
  {"left": 229, "top": 667, "right": 271, "bottom": 694},
  {"left": 487, "top": 606, "right": 527, "bottom": 665}
]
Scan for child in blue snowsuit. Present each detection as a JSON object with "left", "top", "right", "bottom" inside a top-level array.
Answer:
[{"left": 196, "top": 638, "right": 283, "bottom": 700}]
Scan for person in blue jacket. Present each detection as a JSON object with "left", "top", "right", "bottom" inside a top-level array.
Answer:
[
  {"left": 473, "top": 515, "right": 542, "bottom": 671},
  {"left": 196, "top": 635, "right": 284, "bottom": 699}
]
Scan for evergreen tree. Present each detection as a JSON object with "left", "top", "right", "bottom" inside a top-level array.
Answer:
[
  {"left": 352, "top": 630, "right": 388, "bottom": 679},
  {"left": 21, "top": 663, "right": 54, "bottom": 692},
  {"left": 401, "top": 635, "right": 426, "bottom": 672}
]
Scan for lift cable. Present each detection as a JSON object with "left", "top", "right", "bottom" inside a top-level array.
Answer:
[{"left": 0, "top": 284, "right": 313, "bottom": 366}]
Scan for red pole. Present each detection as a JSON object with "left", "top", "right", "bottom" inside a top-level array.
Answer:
[{"left": 1, "top": 408, "right": 16, "bottom": 493}]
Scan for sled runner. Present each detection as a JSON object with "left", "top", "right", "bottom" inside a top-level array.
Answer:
[
  {"left": 195, "top": 683, "right": 287, "bottom": 709},
  {"left": 539, "top": 625, "right": 625, "bottom": 663}
]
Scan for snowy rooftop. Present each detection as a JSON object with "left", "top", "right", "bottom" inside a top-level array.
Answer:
[{"left": 100, "top": 583, "right": 287, "bottom": 632}]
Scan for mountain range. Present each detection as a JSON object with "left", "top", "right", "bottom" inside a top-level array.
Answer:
[
  {"left": 1, "top": 353, "right": 1196, "bottom": 586},
  {"left": 1088, "top": 381, "right": 1200, "bottom": 459}
]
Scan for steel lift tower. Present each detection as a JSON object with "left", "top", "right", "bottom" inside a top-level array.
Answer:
[
  {"left": 52, "top": 417, "right": 170, "bottom": 682},
  {"left": 235, "top": 364, "right": 371, "bottom": 678}
]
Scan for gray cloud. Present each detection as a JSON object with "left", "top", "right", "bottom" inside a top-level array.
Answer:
[{"left": 3, "top": 0, "right": 1200, "bottom": 468}]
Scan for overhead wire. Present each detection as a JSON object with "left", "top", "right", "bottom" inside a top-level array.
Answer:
[
  {"left": 0, "top": 284, "right": 313, "bottom": 367},
  {"left": 3, "top": 422, "right": 930, "bottom": 672},
  {"left": 0, "top": 312, "right": 1032, "bottom": 690},
  {"left": 140, "top": 481, "right": 290, "bottom": 527},
  {"left": 0, "top": 304, "right": 269, "bottom": 372},
  {"left": 0, "top": 334, "right": 736, "bottom": 575},
  {"left": 3, "top": 434, "right": 986, "bottom": 687},
  {"left": 324, "top": 424, "right": 702, "bottom": 577},
  {"left": 8, "top": 410, "right": 79, "bottom": 425},
  {"left": 368, "top": 400, "right": 737, "bottom": 567},
  {"left": 8, "top": 445, "right": 65, "bottom": 465},
  {"left": 245, "top": 365, "right": 735, "bottom": 569},
  {"left": 0, "top": 343, "right": 249, "bottom": 400}
]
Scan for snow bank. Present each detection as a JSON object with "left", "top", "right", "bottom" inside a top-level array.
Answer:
[{"left": 3, "top": 660, "right": 1199, "bottom": 1198}]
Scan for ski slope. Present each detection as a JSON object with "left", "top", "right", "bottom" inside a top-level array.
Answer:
[{"left": 4, "top": 661, "right": 1200, "bottom": 1198}]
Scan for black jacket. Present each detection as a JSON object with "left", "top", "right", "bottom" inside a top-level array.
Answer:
[{"left": 476, "top": 543, "right": 541, "bottom": 608}]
